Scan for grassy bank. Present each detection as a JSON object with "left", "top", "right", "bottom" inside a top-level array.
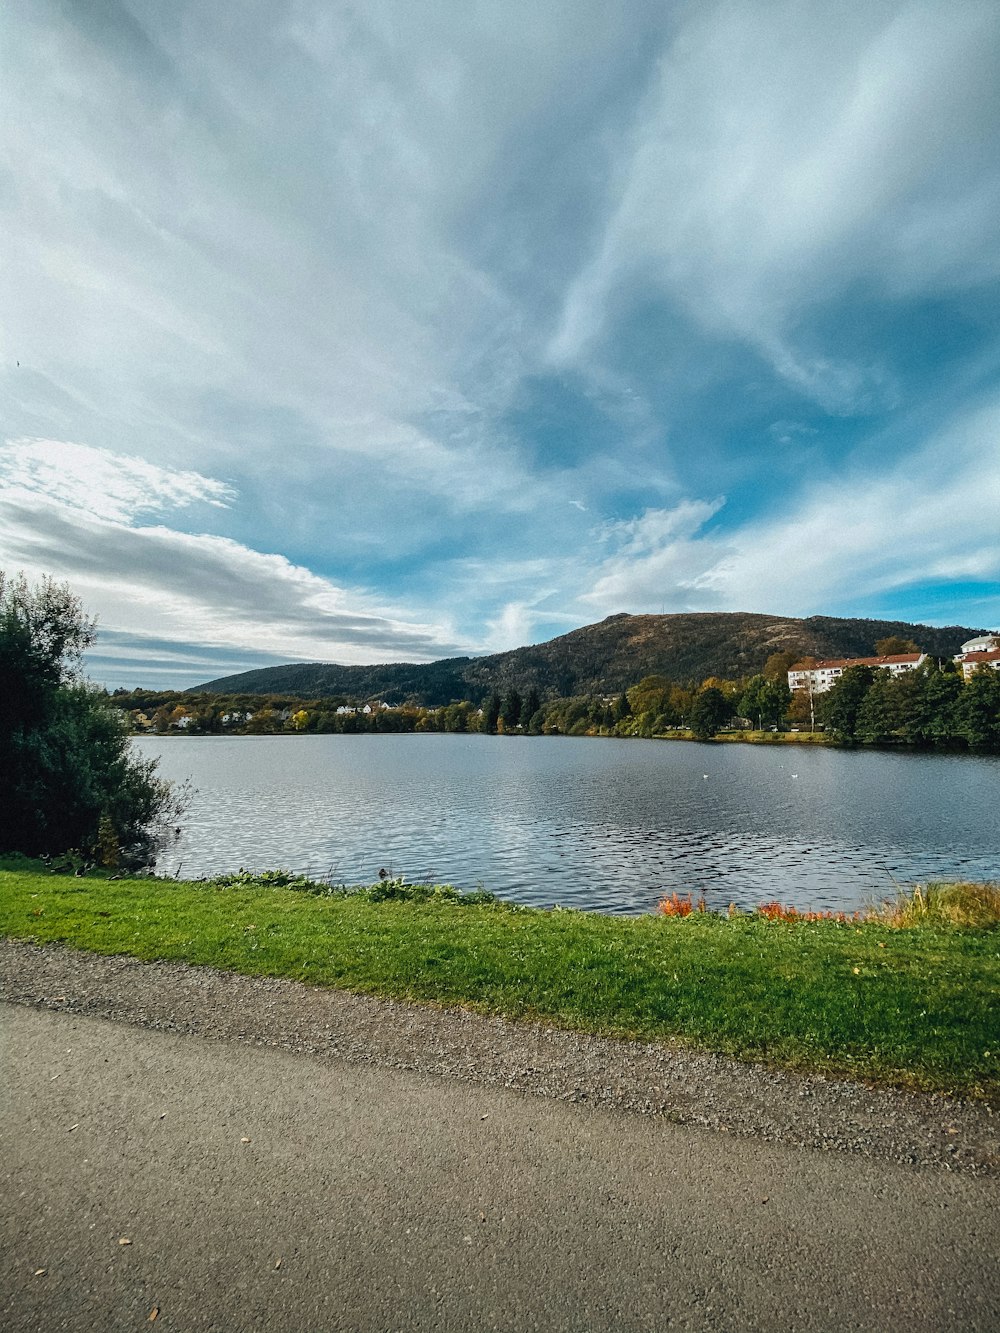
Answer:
[
  {"left": 708, "top": 729, "right": 834, "bottom": 745},
  {"left": 1, "top": 864, "right": 997, "bottom": 1101}
]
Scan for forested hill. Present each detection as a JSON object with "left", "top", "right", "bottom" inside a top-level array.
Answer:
[{"left": 194, "top": 612, "right": 983, "bottom": 706}]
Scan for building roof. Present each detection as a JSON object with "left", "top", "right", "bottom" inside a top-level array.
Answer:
[
  {"left": 962, "top": 649, "right": 1000, "bottom": 664},
  {"left": 959, "top": 634, "right": 1000, "bottom": 654},
  {"left": 789, "top": 654, "right": 923, "bottom": 672}
]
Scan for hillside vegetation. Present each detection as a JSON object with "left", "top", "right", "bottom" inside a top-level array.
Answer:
[{"left": 196, "top": 611, "right": 982, "bottom": 706}]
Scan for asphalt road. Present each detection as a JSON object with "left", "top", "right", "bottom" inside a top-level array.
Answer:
[{"left": 2, "top": 1004, "right": 999, "bottom": 1332}]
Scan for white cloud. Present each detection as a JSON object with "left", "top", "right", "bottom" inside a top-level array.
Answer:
[
  {"left": 1, "top": 2, "right": 998, "bottom": 676},
  {"left": 581, "top": 398, "right": 1000, "bottom": 619},
  {"left": 0, "top": 438, "right": 471, "bottom": 672},
  {"left": 0, "top": 437, "right": 234, "bottom": 522},
  {"left": 482, "top": 601, "right": 542, "bottom": 654},
  {"left": 550, "top": 1, "right": 1000, "bottom": 408}
]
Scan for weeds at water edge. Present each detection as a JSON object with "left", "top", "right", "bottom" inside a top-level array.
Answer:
[{"left": 655, "top": 882, "right": 1000, "bottom": 929}]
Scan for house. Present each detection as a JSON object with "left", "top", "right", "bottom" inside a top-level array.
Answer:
[
  {"left": 954, "top": 633, "right": 1000, "bottom": 679},
  {"left": 788, "top": 653, "right": 926, "bottom": 695},
  {"left": 957, "top": 649, "right": 1000, "bottom": 680},
  {"left": 957, "top": 633, "right": 1000, "bottom": 656}
]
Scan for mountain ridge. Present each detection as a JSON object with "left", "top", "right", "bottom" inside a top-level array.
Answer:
[{"left": 192, "top": 611, "right": 985, "bottom": 706}]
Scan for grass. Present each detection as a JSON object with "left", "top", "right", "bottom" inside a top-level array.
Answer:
[
  {"left": 710, "top": 729, "right": 834, "bottom": 746},
  {"left": 1, "top": 860, "right": 998, "bottom": 1101}
]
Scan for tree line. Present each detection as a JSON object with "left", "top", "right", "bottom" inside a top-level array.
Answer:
[
  {"left": 819, "top": 660, "right": 1000, "bottom": 748},
  {"left": 114, "top": 646, "right": 1000, "bottom": 751}
]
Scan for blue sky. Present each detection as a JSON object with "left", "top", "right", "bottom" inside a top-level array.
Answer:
[{"left": 2, "top": 0, "right": 999, "bottom": 689}]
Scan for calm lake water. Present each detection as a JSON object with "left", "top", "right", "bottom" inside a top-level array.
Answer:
[{"left": 134, "top": 734, "right": 1000, "bottom": 916}]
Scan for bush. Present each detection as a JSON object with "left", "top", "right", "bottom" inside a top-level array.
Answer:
[{"left": 0, "top": 572, "right": 183, "bottom": 868}]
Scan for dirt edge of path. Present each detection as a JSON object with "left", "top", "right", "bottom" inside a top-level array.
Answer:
[{"left": 1, "top": 936, "right": 996, "bottom": 1174}]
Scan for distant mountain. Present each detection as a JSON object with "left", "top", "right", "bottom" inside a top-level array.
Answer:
[{"left": 194, "top": 612, "right": 984, "bottom": 706}]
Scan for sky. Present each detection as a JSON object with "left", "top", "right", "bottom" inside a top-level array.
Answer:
[{"left": 2, "top": 0, "right": 1000, "bottom": 690}]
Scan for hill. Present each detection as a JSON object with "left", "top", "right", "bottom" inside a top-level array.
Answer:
[{"left": 193, "top": 612, "right": 984, "bottom": 706}]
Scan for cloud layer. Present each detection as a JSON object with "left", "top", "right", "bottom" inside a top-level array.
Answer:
[
  {"left": 1, "top": 1, "right": 998, "bottom": 686},
  {"left": 0, "top": 439, "right": 467, "bottom": 684}
]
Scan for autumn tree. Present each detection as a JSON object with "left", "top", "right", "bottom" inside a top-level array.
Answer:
[
  {"left": 874, "top": 636, "right": 919, "bottom": 656},
  {"left": 763, "top": 649, "right": 802, "bottom": 680}
]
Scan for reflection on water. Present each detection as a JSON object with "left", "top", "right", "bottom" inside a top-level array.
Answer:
[{"left": 135, "top": 734, "right": 1000, "bottom": 915}]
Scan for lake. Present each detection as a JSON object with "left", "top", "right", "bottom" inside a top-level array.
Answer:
[{"left": 134, "top": 734, "right": 1000, "bottom": 916}]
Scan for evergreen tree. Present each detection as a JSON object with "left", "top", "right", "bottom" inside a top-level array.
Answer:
[
  {"left": 612, "top": 691, "right": 631, "bottom": 726},
  {"left": 499, "top": 688, "right": 523, "bottom": 731},
  {"left": 958, "top": 669, "right": 1000, "bottom": 748},
  {"left": 855, "top": 672, "right": 902, "bottom": 744},
  {"left": 482, "top": 691, "right": 502, "bottom": 734},
  {"left": 688, "top": 686, "right": 729, "bottom": 740},
  {"left": 821, "top": 665, "right": 875, "bottom": 742}
]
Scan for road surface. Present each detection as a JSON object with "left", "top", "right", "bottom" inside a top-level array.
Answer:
[{"left": 2, "top": 1001, "right": 998, "bottom": 1331}]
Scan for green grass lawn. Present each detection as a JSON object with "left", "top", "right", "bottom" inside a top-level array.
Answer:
[{"left": 2, "top": 863, "right": 997, "bottom": 1101}]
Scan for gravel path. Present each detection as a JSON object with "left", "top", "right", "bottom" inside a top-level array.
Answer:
[{"left": 2, "top": 937, "right": 996, "bottom": 1174}]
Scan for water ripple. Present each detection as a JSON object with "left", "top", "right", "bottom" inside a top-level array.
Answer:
[{"left": 135, "top": 734, "right": 1000, "bottom": 915}]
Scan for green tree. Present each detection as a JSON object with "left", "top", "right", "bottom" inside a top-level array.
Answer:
[
  {"left": 821, "top": 665, "right": 875, "bottom": 743},
  {"left": 855, "top": 672, "right": 902, "bottom": 744},
  {"left": 922, "top": 667, "right": 963, "bottom": 743},
  {"left": 0, "top": 572, "right": 181, "bottom": 865},
  {"left": 482, "top": 692, "right": 501, "bottom": 734},
  {"left": 688, "top": 686, "right": 729, "bottom": 740},
  {"left": 958, "top": 668, "right": 1000, "bottom": 748},
  {"left": 738, "top": 675, "right": 769, "bottom": 729},
  {"left": 499, "top": 688, "right": 523, "bottom": 731},
  {"left": 739, "top": 675, "right": 790, "bottom": 730},
  {"left": 763, "top": 677, "right": 791, "bottom": 728},
  {"left": 891, "top": 663, "right": 961, "bottom": 746}
]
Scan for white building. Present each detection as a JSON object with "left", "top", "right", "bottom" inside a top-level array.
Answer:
[
  {"left": 957, "top": 634, "right": 1000, "bottom": 655},
  {"left": 957, "top": 649, "right": 1000, "bottom": 680},
  {"left": 788, "top": 653, "right": 926, "bottom": 695},
  {"left": 952, "top": 633, "right": 1000, "bottom": 679}
]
